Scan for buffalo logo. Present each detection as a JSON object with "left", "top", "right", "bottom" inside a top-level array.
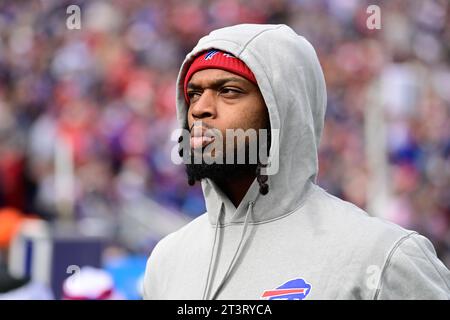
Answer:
[
  {"left": 204, "top": 50, "right": 219, "bottom": 60},
  {"left": 261, "top": 278, "right": 312, "bottom": 300}
]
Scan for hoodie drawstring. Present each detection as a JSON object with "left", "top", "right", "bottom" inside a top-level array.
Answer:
[
  {"left": 209, "top": 201, "right": 254, "bottom": 300},
  {"left": 202, "top": 203, "right": 224, "bottom": 300}
]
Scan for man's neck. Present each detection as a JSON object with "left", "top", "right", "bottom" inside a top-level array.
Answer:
[{"left": 215, "top": 173, "right": 256, "bottom": 208}]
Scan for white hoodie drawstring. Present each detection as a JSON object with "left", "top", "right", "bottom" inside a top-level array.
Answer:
[
  {"left": 209, "top": 201, "right": 254, "bottom": 300},
  {"left": 202, "top": 203, "right": 224, "bottom": 300}
]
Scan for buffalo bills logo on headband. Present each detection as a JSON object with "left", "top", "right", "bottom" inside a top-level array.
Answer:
[
  {"left": 261, "top": 278, "right": 312, "bottom": 300},
  {"left": 204, "top": 50, "right": 219, "bottom": 60}
]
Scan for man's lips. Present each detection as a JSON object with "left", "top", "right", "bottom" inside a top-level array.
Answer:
[
  {"left": 190, "top": 125, "right": 216, "bottom": 149},
  {"left": 190, "top": 136, "right": 215, "bottom": 149}
]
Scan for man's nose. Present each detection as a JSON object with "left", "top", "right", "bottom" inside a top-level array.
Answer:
[{"left": 190, "top": 90, "right": 216, "bottom": 120}]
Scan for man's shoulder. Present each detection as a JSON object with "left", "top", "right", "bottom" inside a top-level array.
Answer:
[
  {"left": 308, "top": 185, "right": 415, "bottom": 248},
  {"left": 152, "top": 212, "right": 210, "bottom": 253},
  {"left": 306, "top": 186, "right": 450, "bottom": 299},
  {"left": 143, "top": 212, "right": 211, "bottom": 299}
]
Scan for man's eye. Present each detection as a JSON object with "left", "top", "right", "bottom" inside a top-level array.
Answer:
[
  {"left": 220, "top": 88, "right": 242, "bottom": 97},
  {"left": 187, "top": 91, "right": 201, "bottom": 101}
]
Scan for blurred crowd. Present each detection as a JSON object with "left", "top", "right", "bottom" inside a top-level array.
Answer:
[{"left": 0, "top": 0, "right": 449, "bottom": 268}]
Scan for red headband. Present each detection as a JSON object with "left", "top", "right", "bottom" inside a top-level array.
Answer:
[{"left": 183, "top": 49, "right": 257, "bottom": 103}]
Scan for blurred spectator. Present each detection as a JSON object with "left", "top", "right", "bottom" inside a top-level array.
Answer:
[
  {"left": 62, "top": 266, "right": 122, "bottom": 300},
  {"left": 0, "top": 207, "right": 39, "bottom": 251}
]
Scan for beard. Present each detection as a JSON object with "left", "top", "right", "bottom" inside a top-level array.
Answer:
[
  {"left": 184, "top": 127, "right": 271, "bottom": 185},
  {"left": 185, "top": 147, "right": 258, "bottom": 184}
]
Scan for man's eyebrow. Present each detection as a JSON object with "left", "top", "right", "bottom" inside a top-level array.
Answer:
[{"left": 187, "top": 77, "right": 248, "bottom": 90}]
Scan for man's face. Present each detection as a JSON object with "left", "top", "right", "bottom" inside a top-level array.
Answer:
[{"left": 185, "top": 68, "right": 269, "bottom": 181}]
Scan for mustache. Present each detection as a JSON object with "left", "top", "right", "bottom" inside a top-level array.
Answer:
[{"left": 188, "top": 121, "right": 216, "bottom": 133}]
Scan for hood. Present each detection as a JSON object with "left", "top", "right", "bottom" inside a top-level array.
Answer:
[{"left": 175, "top": 24, "right": 327, "bottom": 226}]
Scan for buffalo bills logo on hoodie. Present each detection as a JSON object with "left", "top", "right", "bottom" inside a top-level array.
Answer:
[{"left": 261, "top": 278, "right": 312, "bottom": 300}]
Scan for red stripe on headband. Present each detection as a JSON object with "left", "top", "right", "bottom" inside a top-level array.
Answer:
[{"left": 183, "top": 50, "right": 257, "bottom": 103}]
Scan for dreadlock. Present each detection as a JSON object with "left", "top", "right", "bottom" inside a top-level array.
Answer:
[
  {"left": 178, "top": 135, "right": 196, "bottom": 186},
  {"left": 256, "top": 121, "right": 271, "bottom": 195},
  {"left": 256, "top": 162, "right": 269, "bottom": 195}
]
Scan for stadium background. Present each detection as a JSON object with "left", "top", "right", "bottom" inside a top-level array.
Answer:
[{"left": 0, "top": 0, "right": 449, "bottom": 299}]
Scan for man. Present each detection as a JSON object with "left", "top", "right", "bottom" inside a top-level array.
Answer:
[{"left": 143, "top": 24, "right": 450, "bottom": 299}]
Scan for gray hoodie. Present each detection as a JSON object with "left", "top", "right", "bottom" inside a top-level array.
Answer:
[{"left": 143, "top": 24, "right": 450, "bottom": 300}]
